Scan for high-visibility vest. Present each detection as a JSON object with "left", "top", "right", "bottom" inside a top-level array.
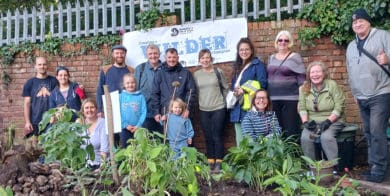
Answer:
[{"left": 241, "top": 80, "right": 261, "bottom": 111}]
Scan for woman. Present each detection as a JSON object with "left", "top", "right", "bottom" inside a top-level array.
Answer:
[
  {"left": 299, "top": 61, "right": 345, "bottom": 163},
  {"left": 194, "top": 49, "right": 229, "bottom": 172},
  {"left": 267, "top": 30, "right": 306, "bottom": 138},
  {"left": 241, "top": 89, "right": 281, "bottom": 141},
  {"left": 49, "top": 65, "right": 85, "bottom": 113},
  {"left": 230, "top": 37, "right": 268, "bottom": 146},
  {"left": 79, "top": 98, "right": 109, "bottom": 171}
]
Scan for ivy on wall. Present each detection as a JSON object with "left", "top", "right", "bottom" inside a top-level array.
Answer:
[
  {"left": 0, "top": 34, "right": 120, "bottom": 86},
  {"left": 297, "top": 0, "right": 390, "bottom": 46}
]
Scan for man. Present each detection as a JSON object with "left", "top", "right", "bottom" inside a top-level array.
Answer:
[
  {"left": 134, "top": 44, "right": 163, "bottom": 133},
  {"left": 96, "top": 45, "right": 134, "bottom": 147},
  {"left": 22, "top": 57, "right": 58, "bottom": 145},
  {"left": 346, "top": 8, "right": 390, "bottom": 183},
  {"left": 96, "top": 45, "right": 134, "bottom": 117},
  {"left": 151, "top": 48, "right": 196, "bottom": 124}
]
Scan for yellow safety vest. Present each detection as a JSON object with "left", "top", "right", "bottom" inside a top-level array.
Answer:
[{"left": 241, "top": 80, "right": 261, "bottom": 111}]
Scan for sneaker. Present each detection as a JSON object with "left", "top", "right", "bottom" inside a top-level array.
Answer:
[{"left": 367, "top": 174, "right": 384, "bottom": 183}]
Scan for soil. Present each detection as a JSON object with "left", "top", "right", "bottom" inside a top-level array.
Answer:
[{"left": 0, "top": 136, "right": 385, "bottom": 195}]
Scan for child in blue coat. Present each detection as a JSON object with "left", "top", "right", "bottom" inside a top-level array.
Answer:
[
  {"left": 120, "top": 74, "right": 147, "bottom": 148},
  {"left": 162, "top": 98, "right": 194, "bottom": 159}
]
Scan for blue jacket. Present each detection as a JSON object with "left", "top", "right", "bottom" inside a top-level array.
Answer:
[
  {"left": 134, "top": 61, "right": 162, "bottom": 118},
  {"left": 151, "top": 62, "right": 197, "bottom": 116},
  {"left": 230, "top": 57, "right": 268, "bottom": 123},
  {"left": 49, "top": 81, "right": 82, "bottom": 111},
  {"left": 119, "top": 90, "right": 147, "bottom": 128}
]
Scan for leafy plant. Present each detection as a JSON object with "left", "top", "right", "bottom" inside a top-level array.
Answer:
[
  {"left": 298, "top": 0, "right": 390, "bottom": 46},
  {"left": 38, "top": 106, "right": 94, "bottom": 170},
  {"left": 223, "top": 135, "right": 301, "bottom": 192},
  {"left": 0, "top": 186, "right": 13, "bottom": 196},
  {"left": 135, "top": 0, "right": 161, "bottom": 31},
  {"left": 115, "top": 128, "right": 211, "bottom": 195}
]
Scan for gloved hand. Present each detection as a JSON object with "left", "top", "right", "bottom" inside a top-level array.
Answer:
[
  {"left": 319, "top": 119, "right": 332, "bottom": 132},
  {"left": 303, "top": 120, "right": 317, "bottom": 131}
]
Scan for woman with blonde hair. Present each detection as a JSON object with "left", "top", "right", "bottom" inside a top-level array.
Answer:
[{"left": 267, "top": 30, "right": 306, "bottom": 138}]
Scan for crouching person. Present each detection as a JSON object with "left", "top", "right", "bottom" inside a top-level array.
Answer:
[{"left": 299, "top": 61, "right": 345, "bottom": 163}]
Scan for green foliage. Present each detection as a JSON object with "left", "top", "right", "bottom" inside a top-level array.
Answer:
[
  {"left": 135, "top": 0, "right": 161, "bottom": 31},
  {"left": 223, "top": 135, "right": 301, "bottom": 192},
  {"left": 0, "top": 186, "right": 13, "bottom": 196},
  {"left": 39, "top": 106, "right": 94, "bottom": 171},
  {"left": 298, "top": 0, "right": 390, "bottom": 46},
  {"left": 115, "top": 129, "right": 211, "bottom": 195}
]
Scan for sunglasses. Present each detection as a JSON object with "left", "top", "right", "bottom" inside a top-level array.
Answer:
[{"left": 278, "top": 39, "right": 290, "bottom": 43}]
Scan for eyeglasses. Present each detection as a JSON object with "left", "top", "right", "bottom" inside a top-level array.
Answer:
[
  {"left": 312, "top": 97, "right": 319, "bottom": 112},
  {"left": 277, "top": 39, "right": 290, "bottom": 43},
  {"left": 255, "top": 96, "right": 267, "bottom": 101}
]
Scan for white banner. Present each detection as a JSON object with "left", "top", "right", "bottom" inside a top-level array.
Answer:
[{"left": 123, "top": 18, "right": 247, "bottom": 67}]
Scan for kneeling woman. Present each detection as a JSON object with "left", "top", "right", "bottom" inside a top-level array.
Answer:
[
  {"left": 241, "top": 89, "right": 281, "bottom": 141},
  {"left": 299, "top": 61, "right": 345, "bottom": 162}
]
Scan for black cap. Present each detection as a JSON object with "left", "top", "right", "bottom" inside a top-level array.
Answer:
[
  {"left": 351, "top": 8, "right": 372, "bottom": 24},
  {"left": 111, "top": 45, "right": 127, "bottom": 52}
]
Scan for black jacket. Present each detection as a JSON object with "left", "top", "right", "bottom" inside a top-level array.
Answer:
[{"left": 151, "top": 62, "right": 197, "bottom": 116}]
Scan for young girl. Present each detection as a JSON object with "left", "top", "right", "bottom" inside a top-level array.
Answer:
[
  {"left": 120, "top": 74, "right": 147, "bottom": 148},
  {"left": 241, "top": 89, "right": 281, "bottom": 141},
  {"left": 163, "top": 98, "right": 194, "bottom": 159}
]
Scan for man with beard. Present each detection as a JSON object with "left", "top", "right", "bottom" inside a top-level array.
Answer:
[
  {"left": 96, "top": 45, "right": 134, "bottom": 117},
  {"left": 22, "top": 57, "right": 58, "bottom": 146},
  {"left": 96, "top": 45, "right": 134, "bottom": 147}
]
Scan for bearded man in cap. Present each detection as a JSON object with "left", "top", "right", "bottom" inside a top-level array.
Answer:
[
  {"left": 346, "top": 8, "right": 390, "bottom": 183},
  {"left": 96, "top": 45, "right": 134, "bottom": 147}
]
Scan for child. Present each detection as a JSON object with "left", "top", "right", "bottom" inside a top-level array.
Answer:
[
  {"left": 120, "top": 74, "right": 147, "bottom": 148},
  {"left": 163, "top": 98, "right": 194, "bottom": 159},
  {"left": 241, "top": 89, "right": 281, "bottom": 141}
]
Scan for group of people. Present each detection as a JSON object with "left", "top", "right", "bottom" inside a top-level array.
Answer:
[{"left": 22, "top": 8, "right": 390, "bottom": 182}]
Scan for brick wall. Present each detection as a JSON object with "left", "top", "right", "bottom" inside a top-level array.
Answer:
[{"left": 0, "top": 19, "right": 363, "bottom": 160}]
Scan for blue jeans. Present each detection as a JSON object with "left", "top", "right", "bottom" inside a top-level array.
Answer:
[
  {"left": 200, "top": 108, "right": 226, "bottom": 159},
  {"left": 121, "top": 128, "right": 134, "bottom": 148},
  {"left": 358, "top": 93, "right": 390, "bottom": 176}
]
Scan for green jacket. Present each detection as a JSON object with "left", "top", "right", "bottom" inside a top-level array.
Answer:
[{"left": 298, "top": 79, "right": 345, "bottom": 122}]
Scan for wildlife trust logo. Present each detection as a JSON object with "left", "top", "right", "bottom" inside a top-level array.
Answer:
[{"left": 170, "top": 27, "right": 194, "bottom": 36}]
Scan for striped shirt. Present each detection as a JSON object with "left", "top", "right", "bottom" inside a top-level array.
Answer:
[{"left": 241, "top": 110, "right": 281, "bottom": 141}]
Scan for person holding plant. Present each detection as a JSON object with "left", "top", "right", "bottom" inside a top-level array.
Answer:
[
  {"left": 299, "top": 61, "right": 345, "bottom": 165},
  {"left": 49, "top": 65, "right": 85, "bottom": 121},
  {"left": 194, "top": 49, "right": 229, "bottom": 172},
  {"left": 162, "top": 98, "right": 194, "bottom": 159},
  {"left": 267, "top": 30, "right": 306, "bottom": 138},
  {"left": 119, "top": 74, "right": 147, "bottom": 148},
  {"left": 241, "top": 89, "right": 281, "bottom": 141},
  {"left": 229, "top": 38, "right": 268, "bottom": 146},
  {"left": 79, "top": 98, "right": 109, "bottom": 171}
]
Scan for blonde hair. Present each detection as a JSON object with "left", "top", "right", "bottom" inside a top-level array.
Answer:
[
  {"left": 274, "top": 30, "right": 294, "bottom": 49},
  {"left": 302, "top": 61, "right": 329, "bottom": 95},
  {"left": 169, "top": 98, "right": 187, "bottom": 113},
  {"left": 80, "top": 98, "right": 97, "bottom": 116},
  {"left": 122, "top": 73, "right": 137, "bottom": 89}
]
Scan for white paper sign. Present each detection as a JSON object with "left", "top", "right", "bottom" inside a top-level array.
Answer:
[
  {"left": 123, "top": 18, "right": 248, "bottom": 67},
  {"left": 102, "top": 91, "right": 121, "bottom": 134}
]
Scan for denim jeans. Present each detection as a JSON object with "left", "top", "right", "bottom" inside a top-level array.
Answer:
[
  {"left": 120, "top": 128, "right": 134, "bottom": 148},
  {"left": 200, "top": 108, "right": 226, "bottom": 159},
  {"left": 358, "top": 93, "right": 390, "bottom": 176}
]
